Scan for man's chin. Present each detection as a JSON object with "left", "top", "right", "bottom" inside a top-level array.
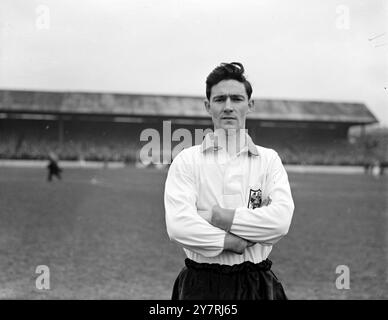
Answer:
[{"left": 218, "top": 125, "right": 240, "bottom": 132}]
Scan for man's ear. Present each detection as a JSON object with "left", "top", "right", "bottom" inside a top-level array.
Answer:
[
  {"left": 204, "top": 99, "right": 211, "bottom": 115},
  {"left": 247, "top": 99, "right": 255, "bottom": 113}
]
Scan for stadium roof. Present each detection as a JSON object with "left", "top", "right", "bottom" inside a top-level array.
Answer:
[{"left": 0, "top": 89, "right": 378, "bottom": 125}]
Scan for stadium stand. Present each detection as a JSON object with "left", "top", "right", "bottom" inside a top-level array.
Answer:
[{"left": 0, "top": 89, "right": 383, "bottom": 166}]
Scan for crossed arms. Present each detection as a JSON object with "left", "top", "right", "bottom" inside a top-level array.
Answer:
[{"left": 164, "top": 151, "right": 294, "bottom": 258}]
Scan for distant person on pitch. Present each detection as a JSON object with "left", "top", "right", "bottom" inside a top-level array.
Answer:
[
  {"left": 164, "top": 62, "right": 295, "bottom": 300},
  {"left": 47, "top": 151, "right": 62, "bottom": 182}
]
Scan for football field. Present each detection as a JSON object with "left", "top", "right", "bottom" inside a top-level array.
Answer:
[{"left": 0, "top": 166, "right": 387, "bottom": 299}]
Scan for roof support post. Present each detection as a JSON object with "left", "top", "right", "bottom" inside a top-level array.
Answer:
[{"left": 58, "top": 115, "right": 64, "bottom": 147}]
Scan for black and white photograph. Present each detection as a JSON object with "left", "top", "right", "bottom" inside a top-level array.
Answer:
[{"left": 0, "top": 0, "right": 387, "bottom": 303}]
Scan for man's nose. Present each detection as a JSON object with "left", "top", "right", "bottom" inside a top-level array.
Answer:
[{"left": 224, "top": 97, "right": 233, "bottom": 111}]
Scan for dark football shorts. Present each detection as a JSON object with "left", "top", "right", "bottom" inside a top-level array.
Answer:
[{"left": 172, "top": 258, "right": 287, "bottom": 300}]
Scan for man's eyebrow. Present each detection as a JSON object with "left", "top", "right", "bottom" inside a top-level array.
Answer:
[{"left": 212, "top": 94, "right": 246, "bottom": 100}]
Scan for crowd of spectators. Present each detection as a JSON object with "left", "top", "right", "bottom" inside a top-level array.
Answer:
[
  {"left": 0, "top": 134, "right": 139, "bottom": 163},
  {"left": 0, "top": 132, "right": 386, "bottom": 166}
]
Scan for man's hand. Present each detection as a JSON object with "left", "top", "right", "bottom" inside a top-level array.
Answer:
[
  {"left": 261, "top": 196, "right": 272, "bottom": 207},
  {"left": 223, "top": 233, "right": 254, "bottom": 254}
]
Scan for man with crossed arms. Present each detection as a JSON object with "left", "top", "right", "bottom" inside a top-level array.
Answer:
[{"left": 164, "top": 62, "right": 294, "bottom": 300}]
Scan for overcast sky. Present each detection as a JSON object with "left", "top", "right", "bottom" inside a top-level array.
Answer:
[{"left": 0, "top": 0, "right": 387, "bottom": 124}]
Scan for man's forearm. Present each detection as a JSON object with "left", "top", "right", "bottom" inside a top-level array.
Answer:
[
  {"left": 211, "top": 198, "right": 273, "bottom": 232},
  {"left": 211, "top": 205, "right": 235, "bottom": 232}
]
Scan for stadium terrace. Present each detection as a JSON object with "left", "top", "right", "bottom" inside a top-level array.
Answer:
[{"left": 0, "top": 89, "right": 384, "bottom": 166}]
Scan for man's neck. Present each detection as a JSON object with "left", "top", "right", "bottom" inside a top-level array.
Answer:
[{"left": 213, "top": 128, "right": 248, "bottom": 156}]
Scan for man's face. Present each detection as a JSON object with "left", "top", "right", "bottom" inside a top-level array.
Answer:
[{"left": 204, "top": 79, "right": 254, "bottom": 131}]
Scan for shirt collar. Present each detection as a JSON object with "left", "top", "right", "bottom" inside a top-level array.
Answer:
[{"left": 200, "top": 131, "right": 259, "bottom": 156}]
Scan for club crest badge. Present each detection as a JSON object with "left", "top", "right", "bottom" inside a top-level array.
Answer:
[{"left": 248, "top": 188, "right": 262, "bottom": 209}]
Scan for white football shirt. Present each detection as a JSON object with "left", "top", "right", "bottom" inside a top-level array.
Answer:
[{"left": 164, "top": 132, "right": 294, "bottom": 265}]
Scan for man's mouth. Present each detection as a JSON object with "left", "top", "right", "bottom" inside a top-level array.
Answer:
[{"left": 221, "top": 117, "right": 236, "bottom": 120}]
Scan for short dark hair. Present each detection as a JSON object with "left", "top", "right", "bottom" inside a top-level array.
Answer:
[{"left": 206, "top": 62, "right": 253, "bottom": 100}]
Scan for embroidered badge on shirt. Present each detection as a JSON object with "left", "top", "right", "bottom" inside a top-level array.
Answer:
[{"left": 248, "top": 188, "right": 262, "bottom": 209}]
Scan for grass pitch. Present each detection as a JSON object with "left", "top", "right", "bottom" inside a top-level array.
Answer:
[{"left": 0, "top": 167, "right": 387, "bottom": 299}]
